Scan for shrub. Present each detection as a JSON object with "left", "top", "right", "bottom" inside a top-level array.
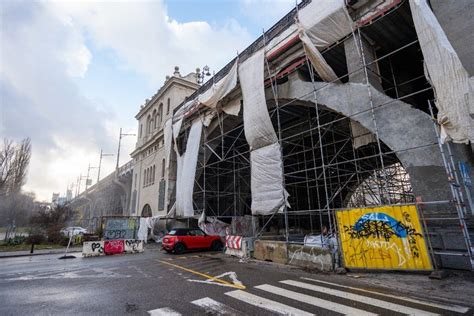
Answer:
[
  {"left": 26, "top": 234, "right": 45, "bottom": 245},
  {"left": 46, "top": 225, "right": 63, "bottom": 243},
  {"left": 59, "top": 237, "right": 70, "bottom": 247},
  {"left": 6, "top": 236, "right": 26, "bottom": 246}
]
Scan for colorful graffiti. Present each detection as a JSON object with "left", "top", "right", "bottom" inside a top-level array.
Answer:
[
  {"left": 104, "top": 240, "right": 125, "bottom": 255},
  {"left": 337, "top": 205, "right": 432, "bottom": 270}
]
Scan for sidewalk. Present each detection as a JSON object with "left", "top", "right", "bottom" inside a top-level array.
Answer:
[{"left": 0, "top": 246, "right": 83, "bottom": 258}]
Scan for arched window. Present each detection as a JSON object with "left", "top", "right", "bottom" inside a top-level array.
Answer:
[
  {"left": 158, "top": 103, "right": 163, "bottom": 124},
  {"left": 146, "top": 114, "right": 151, "bottom": 134},
  {"left": 141, "top": 204, "right": 152, "bottom": 217},
  {"left": 162, "top": 159, "right": 165, "bottom": 178},
  {"left": 167, "top": 98, "right": 170, "bottom": 114},
  {"left": 152, "top": 109, "right": 157, "bottom": 129}
]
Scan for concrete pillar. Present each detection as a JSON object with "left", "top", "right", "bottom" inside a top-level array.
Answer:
[{"left": 344, "top": 33, "right": 383, "bottom": 91}]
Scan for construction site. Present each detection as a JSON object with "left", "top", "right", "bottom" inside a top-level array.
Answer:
[{"left": 69, "top": 0, "right": 474, "bottom": 272}]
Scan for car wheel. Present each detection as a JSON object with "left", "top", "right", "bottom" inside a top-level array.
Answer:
[
  {"left": 211, "top": 240, "right": 222, "bottom": 251},
  {"left": 174, "top": 243, "right": 185, "bottom": 254}
]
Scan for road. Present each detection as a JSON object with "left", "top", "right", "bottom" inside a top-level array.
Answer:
[{"left": 0, "top": 246, "right": 472, "bottom": 315}]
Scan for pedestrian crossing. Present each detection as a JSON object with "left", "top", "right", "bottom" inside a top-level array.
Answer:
[{"left": 148, "top": 277, "right": 470, "bottom": 315}]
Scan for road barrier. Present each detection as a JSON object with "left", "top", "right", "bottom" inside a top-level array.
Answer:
[{"left": 82, "top": 239, "right": 144, "bottom": 257}]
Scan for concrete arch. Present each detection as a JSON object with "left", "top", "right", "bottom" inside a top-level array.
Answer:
[{"left": 276, "top": 76, "right": 449, "bottom": 204}]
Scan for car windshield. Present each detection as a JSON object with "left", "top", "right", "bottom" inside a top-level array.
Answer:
[{"left": 168, "top": 230, "right": 178, "bottom": 235}]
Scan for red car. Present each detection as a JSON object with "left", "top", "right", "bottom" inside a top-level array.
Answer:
[{"left": 162, "top": 228, "right": 223, "bottom": 254}]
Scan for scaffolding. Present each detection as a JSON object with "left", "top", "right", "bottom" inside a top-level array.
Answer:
[{"left": 176, "top": 1, "right": 472, "bottom": 268}]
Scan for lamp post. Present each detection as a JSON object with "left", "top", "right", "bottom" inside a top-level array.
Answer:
[
  {"left": 116, "top": 128, "right": 136, "bottom": 171},
  {"left": 76, "top": 174, "right": 88, "bottom": 197},
  {"left": 97, "top": 149, "right": 114, "bottom": 185},
  {"left": 196, "top": 65, "right": 211, "bottom": 84},
  {"left": 85, "top": 163, "right": 98, "bottom": 191}
]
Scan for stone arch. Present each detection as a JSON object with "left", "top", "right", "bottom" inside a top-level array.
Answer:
[
  {"left": 141, "top": 204, "right": 152, "bottom": 217},
  {"left": 276, "top": 76, "right": 449, "bottom": 204}
]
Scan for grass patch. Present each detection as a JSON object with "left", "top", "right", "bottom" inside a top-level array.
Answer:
[{"left": 0, "top": 242, "right": 66, "bottom": 252}]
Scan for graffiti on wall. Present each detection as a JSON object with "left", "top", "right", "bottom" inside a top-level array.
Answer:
[
  {"left": 104, "top": 217, "right": 138, "bottom": 240},
  {"left": 337, "top": 205, "right": 432, "bottom": 270}
]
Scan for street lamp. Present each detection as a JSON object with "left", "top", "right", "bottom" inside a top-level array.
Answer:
[
  {"left": 196, "top": 65, "right": 211, "bottom": 84},
  {"left": 97, "top": 149, "right": 114, "bottom": 184},
  {"left": 76, "top": 174, "right": 88, "bottom": 197},
  {"left": 85, "top": 163, "right": 98, "bottom": 191},
  {"left": 116, "top": 128, "right": 136, "bottom": 171}
]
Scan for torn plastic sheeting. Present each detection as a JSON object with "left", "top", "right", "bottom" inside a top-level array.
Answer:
[
  {"left": 410, "top": 0, "right": 472, "bottom": 143},
  {"left": 174, "top": 98, "right": 199, "bottom": 122},
  {"left": 239, "top": 49, "right": 278, "bottom": 150},
  {"left": 198, "top": 211, "right": 230, "bottom": 237},
  {"left": 266, "top": 24, "right": 298, "bottom": 57},
  {"left": 175, "top": 118, "right": 203, "bottom": 217},
  {"left": 222, "top": 97, "right": 241, "bottom": 116},
  {"left": 297, "top": 0, "right": 353, "bottom": 49},
  {"left": 350, "top": 120, "right": 375, "bottom": 149},
  {"left": 137, "top": 218, "right": 148, "bottom": 241},
  {"left": 251, "top": 143, "right": 286, "bottom": 215},
  {"left": 198, "top": 60, "right": 238, "bottom": 109},
  {"left": 298, "top": 24, "right": 339, "bottom": 82}
]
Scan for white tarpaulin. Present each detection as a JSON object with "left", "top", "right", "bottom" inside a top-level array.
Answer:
[
  {"left": 175, "top": 118, "right": 203, "bottom": 217},
  {"left": 239, "top": 49, "right": 286, "bottom": 214},
  {"left": 298, "top": 0, "right": 353, "bottom": 49},
  {"left": 137, "top": 218, "right": 148, "bottom": 241},
  {"left": 222, "top": 97, "right": 241, "bottom": 116},
  {"left": 198, "top": 60, "right": 238, "bottom": 109},
  {"left": 298, "top": 23, "right": 339, "bottom": 82},
  {"left": 410, "top": 0, "right": 473, "bottom": 143},
  {"left": 239, "top": 50, "right": 278, "bottom": 150},
  {"left": 250, "top": 143, "right": 286, "bottom": 214}
]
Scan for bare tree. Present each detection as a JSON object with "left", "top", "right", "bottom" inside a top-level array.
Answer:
[
  {"left": 0, "top": 138, "right": 32, "bottom": 238},
  {"left": 0, "top": 138, "right": 31, "bottom": 196}
]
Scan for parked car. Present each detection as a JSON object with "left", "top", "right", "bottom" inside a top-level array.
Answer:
[
  {"left": 60, "top": 226, "right": 88, "bottom": 237},
  {"left": 162, "top": 228, "right": 222, "bottom": 254}
]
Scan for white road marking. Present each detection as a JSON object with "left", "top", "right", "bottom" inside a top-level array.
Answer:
[
  {"left": 225, "top": 289, "right": 313, "bottom": 316},
  {"left": 256, "top": 284, "right": 377, "bottom": 316},
  {"left": 188, "top": 271, "right": 244, "bottom": 289},
  {"left": 191, "top": 297, "right": 241, "bottom": 315},
  {"left": 282, "top": 280, "right": 438, "bottom": 316},
  {"left": 147, "top": 307, "right": 182, "bottom": 316},
  {"left": 301, "top": 277, "right": 469, "bottom": 314}
]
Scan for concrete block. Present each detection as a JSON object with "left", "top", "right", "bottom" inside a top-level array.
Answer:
[
  {"left": 82, "top": 241, "right": 105, "bottom": 257},
  {"left": 287, "top": 244, "right": 333, "bottom": 272},
  {"left": 124, "top": 240, "right": 144, "bottom": 253},
  {"left": 253, "top": 240, "right": 288, "bottom": 264}
]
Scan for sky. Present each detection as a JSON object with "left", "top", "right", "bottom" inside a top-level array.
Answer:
[{"left": 0, "top": 0, "right": 296, "bottom": 202}]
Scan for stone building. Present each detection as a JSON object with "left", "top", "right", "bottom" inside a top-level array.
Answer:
[{"left": 129, "top": 67, "right": 200, "bottom": 217}]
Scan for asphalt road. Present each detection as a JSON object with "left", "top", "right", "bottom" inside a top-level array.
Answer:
[{"left": 0, "top": 247, "right": 472, "bottom": 315}]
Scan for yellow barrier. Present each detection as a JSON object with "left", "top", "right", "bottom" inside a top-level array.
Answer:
[{"left": 337, "top": 205, "right": 432, "bottom": 270}]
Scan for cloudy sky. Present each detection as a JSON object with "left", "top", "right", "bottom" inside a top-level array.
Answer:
[{"left": 0, "top": 0, "right": 295, "bottom": 202}]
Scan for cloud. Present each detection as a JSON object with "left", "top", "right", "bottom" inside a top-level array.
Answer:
[
  {"left": 50, "top": 0, "right": 253, "bottom": 86},
  {"left": 0, "top": 1, "right": 114, "bottom": 200},
  {"left": 0, "top": 0, "right": 253, "bottom": 201}
]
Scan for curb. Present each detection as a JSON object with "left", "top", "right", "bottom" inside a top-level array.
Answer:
[{"left": 0, "top": 249, "right": 82, "bottom": 259}]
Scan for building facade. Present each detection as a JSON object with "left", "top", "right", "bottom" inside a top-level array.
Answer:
[{"left": 129, "top": 67, "right": 199, "bottom": 217}]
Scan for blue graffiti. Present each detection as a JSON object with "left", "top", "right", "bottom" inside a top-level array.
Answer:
[{"left": 354, "top": 212, "right": 407, "bottom": 238}]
